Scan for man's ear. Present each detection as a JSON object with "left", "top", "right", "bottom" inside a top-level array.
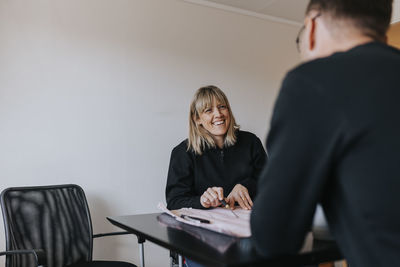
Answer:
[
  {"left": 308, "top": 17, "right": 317, "bottom": 51},
  {"left": 305, "top": 10, "right": 320, "bottom": 51}
]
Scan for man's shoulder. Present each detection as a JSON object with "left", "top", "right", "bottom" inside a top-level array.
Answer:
[
  {"left": 287, "top": 42, "right": 399, "bottom": 82},
  {"left": 287, "top": 55, "right": 336, "bottom": 82}
]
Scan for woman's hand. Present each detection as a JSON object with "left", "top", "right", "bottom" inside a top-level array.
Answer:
[
  {"left": 226, "top": 184, "right": 253, "bottom": 210},
  {"left": 200, "top": 187, "right": 224, "bottom": 208}
]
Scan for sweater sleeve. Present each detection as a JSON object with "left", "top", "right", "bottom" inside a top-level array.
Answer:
[
  {"left": 240, "top": 135, "right": 267, "bottom": 198},
  {"left": 165, "top": 144, "right": 204, "bottom": 210},
  {"left": 250, "top": 72, "right": 345, "bottom": 257}
]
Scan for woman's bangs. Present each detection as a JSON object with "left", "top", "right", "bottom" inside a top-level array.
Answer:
[{"left": 195, "top": 90, "right": 227, "bottom": 114}]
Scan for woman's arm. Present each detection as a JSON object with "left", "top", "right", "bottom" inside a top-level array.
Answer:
[
  {"left": 240, "top": 136, "right": 267, "bottom": 198},
  {"left": 227, "top": 134, "right": 267, "bottom": 209},
  {"left": 165, "top": 143, "right": 204, "bottom": 210}
]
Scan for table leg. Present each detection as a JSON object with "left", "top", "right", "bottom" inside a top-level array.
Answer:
[
  {"left": 138, "top": 237, "right": 145, "bottom": 267},
  {"left": 139, "top": 243, "right": 145, "bottom": 267},
  {"left": 178, "top": 254, "right": 183, "bottom": 267}
]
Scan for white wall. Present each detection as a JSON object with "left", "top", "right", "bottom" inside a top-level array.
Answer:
[
  {"left": 0, "top": 0, "right": 299, "bottom": 266},
  {"left": 393, "top": 0, "right": 400, "bottom": 22}
]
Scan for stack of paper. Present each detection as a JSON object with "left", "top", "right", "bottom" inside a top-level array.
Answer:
[{"left": 158, "top": 202, "right": 251, "bottom": 238}]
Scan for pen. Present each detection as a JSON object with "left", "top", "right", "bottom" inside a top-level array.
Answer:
[
  {"left": 221, "top": 199, "right": 239, "bottom": 218},
  {"left": 180, "top": 214, "right": 211, "bottom": 224},
  {"left": 220, "top": 199, "right": 230, "bottom": 209}
]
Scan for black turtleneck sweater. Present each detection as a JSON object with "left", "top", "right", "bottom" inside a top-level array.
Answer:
[{"left": 166, "top": 130, "right": 267, "bottom": 210}]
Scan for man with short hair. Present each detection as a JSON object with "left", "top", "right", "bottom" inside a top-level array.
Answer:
[{"left": 251, "top": 0, "right": 400, "bottom": 266}]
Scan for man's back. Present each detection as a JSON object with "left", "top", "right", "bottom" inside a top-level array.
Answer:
[{"left": 251, "top": 42, "right": 400, "bottom": 266}]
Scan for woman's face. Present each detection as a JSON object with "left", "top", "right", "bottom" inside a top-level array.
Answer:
[{"left": 196, "top": 98, "right": 231, "bottom": 139}]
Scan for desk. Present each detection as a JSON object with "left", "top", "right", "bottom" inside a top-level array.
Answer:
[{"left": 107, "top": 213, "right": 342, "bottom": 267}]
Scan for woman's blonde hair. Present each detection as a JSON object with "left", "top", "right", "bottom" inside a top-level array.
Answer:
[{"left": 188, "top": 85, "right": 239, "bottom": 155}]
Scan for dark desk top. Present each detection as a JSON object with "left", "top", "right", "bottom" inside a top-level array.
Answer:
[{"left": 107, "top": 213, "right": 342, "bottom": 267}]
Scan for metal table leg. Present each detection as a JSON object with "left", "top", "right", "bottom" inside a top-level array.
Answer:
[
  {"left": 138, "top": 237, "right": 145, "bottom": 267},
  {"left": 178, "top": 254, "right": 183, "bottom": 267}
]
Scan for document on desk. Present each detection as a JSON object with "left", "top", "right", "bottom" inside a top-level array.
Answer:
[{"left": 158, "top": 202, "right": 251, "bottom": 237}]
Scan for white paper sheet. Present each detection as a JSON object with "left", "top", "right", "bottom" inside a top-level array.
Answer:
[{"left": 158, "top": 202, "right": 251, "bottom": 238}]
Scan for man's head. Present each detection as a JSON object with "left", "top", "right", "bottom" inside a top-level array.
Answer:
[{"left": 298, "top": 0, "right": 393, "bottom": 61}]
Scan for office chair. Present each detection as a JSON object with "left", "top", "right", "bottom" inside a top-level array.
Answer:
[{"left": 0, "top": 184, "right": 137, "bottom": 267}]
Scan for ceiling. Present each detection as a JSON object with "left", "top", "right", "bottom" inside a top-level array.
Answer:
[
  {"left": 195, "top": 0, "right": 308, "bottom": 24},
  {"left": 184, "top": 0, "right": 400, "bottom": 25}
]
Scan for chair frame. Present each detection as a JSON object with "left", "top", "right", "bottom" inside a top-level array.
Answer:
[{"left": 0, "top": 184, "right": 132, "bottom": 267}]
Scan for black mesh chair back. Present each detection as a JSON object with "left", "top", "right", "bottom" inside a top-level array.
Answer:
[{"left": 1, "top": 184, "right": 94, "bottom": 267}]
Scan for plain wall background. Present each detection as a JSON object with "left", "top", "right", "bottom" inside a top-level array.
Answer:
[
  {"left": 0, "top": 0, "right": 301, "bottom": 266},
  {"left": 394, "top": 0, "right": 400, "bottom": 22}
]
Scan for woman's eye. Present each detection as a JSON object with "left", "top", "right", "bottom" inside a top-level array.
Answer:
[
  {"left": 205, "top": 109, "right": 212, "bottom": 113},
  {"left": 219, "top": 105, "right": 226, "bottom": 109}
]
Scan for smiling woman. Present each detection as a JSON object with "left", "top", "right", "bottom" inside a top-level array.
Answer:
[
  {"left": 188, "top": 86, "right": 237, "bottom": 155},
  {"left": 165, "top": 85, "right": 267, "bottom": 213}
]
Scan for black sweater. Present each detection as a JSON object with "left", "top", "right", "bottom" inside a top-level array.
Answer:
[
  {"left": 166, "top": 130, "right": 267, "bottom": 210},
  {"left": 251, "top": 42, "right": 400, "bottom": 267}
]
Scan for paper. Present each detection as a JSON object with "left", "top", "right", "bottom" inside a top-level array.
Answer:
[
  {"left": 158, "top": 202, "right": 251, "bottom": 238},
  {"left": 157, "top": 213, "right": 237, "bottom": 253}
]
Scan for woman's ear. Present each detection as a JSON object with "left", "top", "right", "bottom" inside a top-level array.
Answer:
[{"left": 194, "top": 115, "right": 202, "bottom": 126}]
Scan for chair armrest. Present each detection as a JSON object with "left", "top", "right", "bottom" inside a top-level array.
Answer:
[
  {"left": 93, "top": 231, "right": 131, "bottom": 238},
  {"left": 0, "top": 249, "right": 46, "bottom": 266}
]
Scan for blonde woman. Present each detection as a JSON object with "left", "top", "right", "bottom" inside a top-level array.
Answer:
[{"left": 166, "top": 85, "right": 267, "bottom": 211}]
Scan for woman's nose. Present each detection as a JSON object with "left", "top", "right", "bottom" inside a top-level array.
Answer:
[{"left": 213, "top": 108, "right": 222, "bottom": 117}]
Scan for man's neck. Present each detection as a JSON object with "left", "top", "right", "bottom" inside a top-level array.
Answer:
[
  {"left": 315, "top": 30, "right": 379, "bottom": 59},
  {"left": 327, "top": 35, "right": 376, "bottom": 55}
]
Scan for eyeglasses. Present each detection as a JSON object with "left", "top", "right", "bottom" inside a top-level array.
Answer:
[
  {"left": 295, "top": 25, "right": 306, "bottom": 53},
  {"left": 295, "top": 13, "right": 321, "bottom": 53}
]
